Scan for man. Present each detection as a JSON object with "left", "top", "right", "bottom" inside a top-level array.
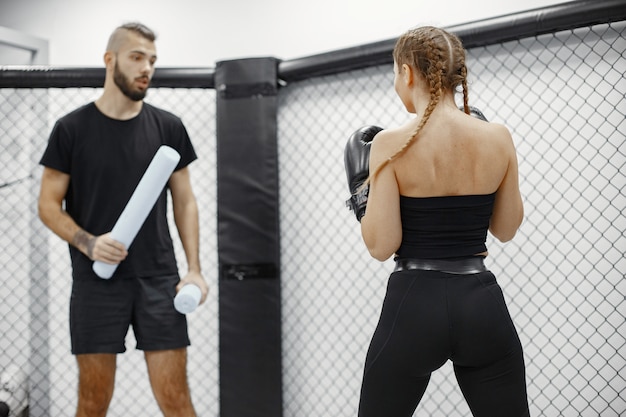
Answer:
[{"left": 38, "top": 22, "right": 208, "bottom": 417}]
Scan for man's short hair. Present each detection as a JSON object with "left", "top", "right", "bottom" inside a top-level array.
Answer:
[{"left": 106, "top": 22, "right": 156, "bottom": 52}]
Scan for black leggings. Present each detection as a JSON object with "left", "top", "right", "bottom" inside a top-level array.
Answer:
[{"left": 358, "top": 269, "right": 530, "bottom": 417}]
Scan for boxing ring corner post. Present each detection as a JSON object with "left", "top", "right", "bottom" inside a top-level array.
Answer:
[{"left": 215, "top": 57, "right": 283, "bottom": 417}]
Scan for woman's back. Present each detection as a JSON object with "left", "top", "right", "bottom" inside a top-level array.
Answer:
[
  {"left": 364, "top": 102, "right": 523, "bottom": 261},
  {"left": 360, "top": 24, "right": 523, "bottom": 261},
  {"left": 386, "top": 105, "right": 511, "bottom": 199}
]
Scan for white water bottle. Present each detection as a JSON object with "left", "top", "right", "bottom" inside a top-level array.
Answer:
[{"left": 174, "top": 284, "right": 201, "bottom": 314}]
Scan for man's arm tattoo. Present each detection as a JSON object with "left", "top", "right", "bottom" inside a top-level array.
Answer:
[{"left": 72, "top": 230, "right": 95, "bottom": 259}]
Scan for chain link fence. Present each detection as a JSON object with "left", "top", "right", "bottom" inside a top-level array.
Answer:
[
  {"left": 278, "top": 21, "right": 625, "bottom": 417},
  {"left": 1, "top": 13, "right": 625, "bottom": 417}
]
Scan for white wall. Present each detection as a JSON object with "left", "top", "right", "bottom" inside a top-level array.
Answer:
[{"left": 0, "top": 0, "right": 571, "bottom": 66}]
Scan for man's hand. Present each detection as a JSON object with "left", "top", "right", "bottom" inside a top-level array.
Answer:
[
  {"left": 176, "top": 271, "right": 209, "bottom": 305},
  {"left": 72, "top": 230, "right": 127, "bottom": 264}
]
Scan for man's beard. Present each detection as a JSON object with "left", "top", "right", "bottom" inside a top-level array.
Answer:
[{"left": 113, "top": 61, "right": 148, "bottom": 101}]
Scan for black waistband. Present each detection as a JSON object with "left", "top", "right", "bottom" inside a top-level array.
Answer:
[{"left": 393, "top": 257, "right": 487, "bottom": 275}]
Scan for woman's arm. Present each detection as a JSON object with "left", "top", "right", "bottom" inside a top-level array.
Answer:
[
  {"left": 360, "top": 134, "right": 403, "bottom": 261},
  {"left": 489, "top": 126, "right": 524, "bottom": 242}
]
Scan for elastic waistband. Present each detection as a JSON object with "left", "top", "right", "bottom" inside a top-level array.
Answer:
[{"left": 393, "top": 257, "right": 487, "bottom": 275}]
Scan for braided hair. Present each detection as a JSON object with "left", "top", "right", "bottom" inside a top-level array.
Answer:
[{"left": 369, "top": 26, "right": 469, "bottom": 181}]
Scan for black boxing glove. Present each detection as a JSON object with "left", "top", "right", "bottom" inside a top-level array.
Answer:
[
  {"left": 460, "top": 105, "right": 488, "bottom": 122},
  {"left": 344, "top": 125, "right": 383, "bottom": 222}
]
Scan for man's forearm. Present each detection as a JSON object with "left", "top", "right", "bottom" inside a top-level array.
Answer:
[
  {"left": 174, "top": 201, "right": 201, "bottom": 273},
  {"left": 40, "top": 206, "right": 95, "bottom": 258},
  {"left": 71, "top": 229, "right": 96, "bottom": 259}
]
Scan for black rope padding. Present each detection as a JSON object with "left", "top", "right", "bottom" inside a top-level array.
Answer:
[
  {"left": 0, "top": 0, "right": 624, "bottom": 87},
  {"left": 0, "top": 66, "right": 215, "bottom": 88},
  {"left": 278, "top": 0, "right": 626, "bottom": 82}
]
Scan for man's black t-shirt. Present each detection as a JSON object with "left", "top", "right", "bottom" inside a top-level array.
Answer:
[{"left": 40, "top": 102, "right": 197, "bottom": 278}]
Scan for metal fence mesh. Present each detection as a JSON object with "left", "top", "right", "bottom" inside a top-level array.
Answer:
[
  {"left": 0, "top": 19, "right": 624, "bottom": 417},
  {"left": 278, "top": 21, "right": 625, "bottom": 417}
]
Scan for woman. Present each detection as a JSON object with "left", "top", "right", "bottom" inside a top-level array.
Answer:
[{"left": 356, "top": 26, "right": 530, "bottom": 417}]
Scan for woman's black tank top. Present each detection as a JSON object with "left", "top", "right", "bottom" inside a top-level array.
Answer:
[{"left": 396, "top": 193, "right": 496, "bottom": 259}]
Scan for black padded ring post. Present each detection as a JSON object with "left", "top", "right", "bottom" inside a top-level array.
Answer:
[{"left": 215, "top": 57, "right": 282, "bottom": 417}]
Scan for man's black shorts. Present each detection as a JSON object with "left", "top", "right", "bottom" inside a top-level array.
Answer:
[{"left": 69, "top": 273, "right": 190, "bottom": 354}]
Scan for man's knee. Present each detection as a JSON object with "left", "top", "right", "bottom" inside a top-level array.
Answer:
[
  {"left": 77, "top": 382, "right": 114, "bottom": 417},
  {"left": 76, "top": 354, "right": 116, "bottom": 417},
  {"left": 145, "top": 349, "right": 195, "bottom": 414},
  {"left": 158, "top": 383, "right": 193, "bottom": 409}
]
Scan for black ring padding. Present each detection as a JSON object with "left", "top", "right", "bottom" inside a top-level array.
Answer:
[
  {"left": 278, "top": 0, "right": 626, "bottom": 82},
  {"left": 278, "top": 38, "right": 396, "bottom": 84},
  {"left": 0, "top": 66, "right": 215, "bottom": 89},
  {"left": 217, "top": 81, "right": 277, "bottom": 99},
  {"left": 1, "top": 0, "right": 624, "bottom": 88},
  {"left": 221, "top": 263, "right": 278, "bottom": 280},
  {"left": 449, "top": 0, "right": 626, "bottom": 48},
  {"left": 152, "top": 67, "right": 215, "bottom": 88},
  {"left": 0, "top": 67, "right": 103, "bottom": 88}
]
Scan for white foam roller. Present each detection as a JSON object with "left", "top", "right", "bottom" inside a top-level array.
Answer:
[
  {"left": 174, "top": 284, "right": 202, "bottom": 314},
  {"left": 92, "top": 145, "right": 181, "bottom": 279}
]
